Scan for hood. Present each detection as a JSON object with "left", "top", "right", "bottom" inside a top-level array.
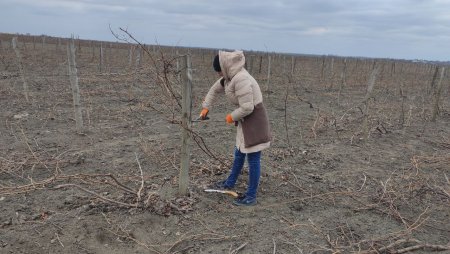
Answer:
[{"left": 218, "top": 50, "right": 245, "bottom": 80}]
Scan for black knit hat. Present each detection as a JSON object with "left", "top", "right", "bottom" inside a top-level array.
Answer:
[{"left": 213, "top": 54, "right": 221, "bottom": 72}]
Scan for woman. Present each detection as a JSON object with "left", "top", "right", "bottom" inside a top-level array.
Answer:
[{"left": 199, "top": 50, "right": 271, "bottom": 206}]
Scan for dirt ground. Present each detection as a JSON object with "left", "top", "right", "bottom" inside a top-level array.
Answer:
[{"left": 1, "top": 33, "right": 449, "bottom": 254}]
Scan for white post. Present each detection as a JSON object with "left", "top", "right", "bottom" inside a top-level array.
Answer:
[
  {"left": 67, "top": 37, "right": 84, "bottom": 133},
  {"left": 12, "top": 37, "right": 29, "bottom": 102},
  {"left": 179, "top": 54, "right": 192, "bottom": 196}
]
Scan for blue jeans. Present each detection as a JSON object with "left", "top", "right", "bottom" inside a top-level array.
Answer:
[{"left": 224, "top": 147, "right": 261, "bottom": 199}]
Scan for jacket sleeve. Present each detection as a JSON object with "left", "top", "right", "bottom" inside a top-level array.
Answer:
[
  {"left": 202, "top": 78, "right": 225, "bottom": 109},
  {"left": 230, "top": 79, "right": 254, "bottom": 121}
]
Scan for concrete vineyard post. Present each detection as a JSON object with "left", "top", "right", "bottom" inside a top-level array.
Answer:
[
  {"left": 247, "top": 55, "right": 254, "bottom": 75},
  {"left": 338, "top": 58, "right": 347, "bottom": 105},
  {"left": 77, "top": 36, "right": 81, "bottom": 52},
  {"left": 362, "top": 62, "right": 381, "bottom": 138},
  {"left": 179, "top": 54, "right": 193, "bottom": 196},
  {"left": 91, "top": 41, "right": 95, "bottom": 60},
  {"left": 12, "top": 37, "right": 29, "bottom": 102},
  {"left": 266, "top": 54, "right": 271, "bottom": 95},
  {"left": 133, "top": 46, "right": 140, "bottom": 89},
  {"left": 128, "top": 45, "right": 133, "bottom": 68},
  {"left": 136, "top": 46, "right": 141, "bottom": 68},
  {"left": 291, "top": 56, "right": 296, "bottom": 76},
  {"left": 108, "top": 43, "right": 112, "bottom": 73},
  {"left": 330, "top": 58, "right": 335, "bottom": 86},
  {"left": 364, "top": 62, "right": 381, "bottom": 101},
  {"left": 99, "top": 43, "right": 103, "bottom": 73},
  {"left": 176, "top": 49, "right": 181, "bottom": 80},
  {"left": 431, "top": 67, "right": 446, "bottom": 122},
  {"left": 67, "top": 38, "right": 84, "bottom": 133},
  {"left": 429, "top": 66, "right": 440, "bottom": 95},
  {"left": 258, "top": 55, "right": 263, "bottom": 74},
  {"left": 320, "top": 57, "right": 326, "bottom": 82}
]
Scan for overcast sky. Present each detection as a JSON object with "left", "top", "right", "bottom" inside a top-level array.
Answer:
[{"left": 1, "top": 0, "right": 449, "bottom": 61}]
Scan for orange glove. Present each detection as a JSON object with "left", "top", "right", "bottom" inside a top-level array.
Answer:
[
  {"left": 226, "top": 114, "right": 234, "bottom": 124},
  {"left": 199, "top": 108, "right": 209, "bottom": 120}
]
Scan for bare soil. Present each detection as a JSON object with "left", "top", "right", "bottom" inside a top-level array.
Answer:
[{"left": 0, "top": 33, "right": 449, "bottom": 254}]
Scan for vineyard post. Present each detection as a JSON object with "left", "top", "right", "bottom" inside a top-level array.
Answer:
[
  {"left": 22, "top": 37, "right": 27, "bottom": 49},
  {"left": 41, "top": 35, "right": 46, "bottom": 49},
  {"left": 99, "top": 42, "right": 103, "bottom": 73},
  {"left": 67, "top": 37, "right": 84, "bottom": 133},
  {"left": 362, "top": 62, "right": 381, "bottom": 138},
  {"left": 337, "top": 58, "right": 347, "bottom": 105},
  {"left": 176, "top": 49, "right": 181, "bottom": 80},
  {"left": 128, "top": 45, "right": 133, "bottom": 68},
  {"left": 136, "top": 45, "right": 141, "bottom": 68},
  {"left": 320, "top": 56, "right": 326, "bottom": 82},
  {"left": 133, "top": 45, "right": 140, "bottom": 89},
  {"left": 179, "top": 54, "right": 193, "bottom": 196},
  {"left": 91, "top": 41, "right": 95, "bottom": 60},
  {"left": 12, "top": 37, "right": 29, "bottom": 102},
  {"left": 266, "top": 54, "right": 271, "bottom": 96},
  {"left": 247, "top": 54, "right": 254, "bottom": 75},
  {"left": 428, "top": 66, "right": 439, "bottom": 95},
  {"left": 330, "top": 57, "right": 335, "bottom": 87},
  {"left": 77, "top": 36, "right": 81, "bottom": 52},
  {"left": 258, "top": 55, "right": 263, "bottom": 74},
  {"left": 431, "top": 67, "right": 446, "bottom": 122},
  {"left": 291, "top": 56, "right": 296, "bottom": 76},
  {"left": 108, "top": 43, "right": 113, "bottom": 72},
  {"left": 399, "top": 86, "right": 406, "bottom": 128}
]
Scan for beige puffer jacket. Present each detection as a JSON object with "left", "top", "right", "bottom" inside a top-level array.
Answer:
[{"left": 202, "top": 50, "right": 270, "bottom": 153}]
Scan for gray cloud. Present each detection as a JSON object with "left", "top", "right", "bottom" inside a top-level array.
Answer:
[{"left": 1, "top": 0, "right": 449, "bottom": 60}]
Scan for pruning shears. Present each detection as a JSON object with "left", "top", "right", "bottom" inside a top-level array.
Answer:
[{"left": 192, "top": 116, "right": 210, "bottom": 122}]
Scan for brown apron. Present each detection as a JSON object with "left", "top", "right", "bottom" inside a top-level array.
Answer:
[{"left": 241, "top": 103, "right": 271, "bottom": 148}]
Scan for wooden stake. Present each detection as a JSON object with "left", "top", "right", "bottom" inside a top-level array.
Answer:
[{"left": 179, "top": 54, "right": 192, "bottom": 196}]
